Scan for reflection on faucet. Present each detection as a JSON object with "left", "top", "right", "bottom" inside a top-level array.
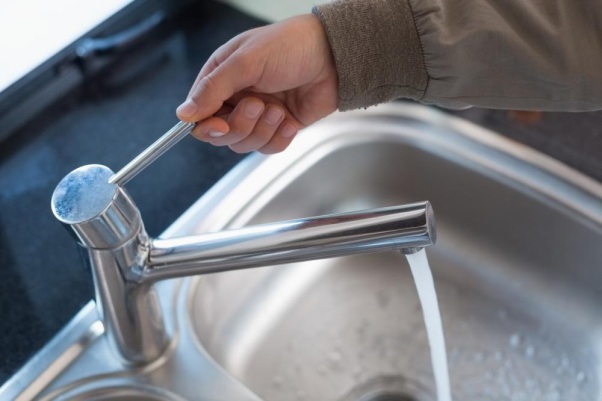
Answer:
[{"left": 52, "top": 164, "right": 436, "bottom": 365}]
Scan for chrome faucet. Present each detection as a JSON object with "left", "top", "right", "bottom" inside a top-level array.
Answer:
[{"left": 50, "top": 126, "right": 436, "bottom": 366}]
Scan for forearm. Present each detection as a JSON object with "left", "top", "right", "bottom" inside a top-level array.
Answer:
[{"left": 314, "top": 0, "right": 602, "bottom": 112}]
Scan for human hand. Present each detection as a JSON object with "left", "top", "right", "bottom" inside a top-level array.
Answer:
[{"left": 176, "top": 14, "right": 338, "bottom": 154}]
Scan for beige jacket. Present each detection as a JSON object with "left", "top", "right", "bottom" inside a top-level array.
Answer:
[{"left": 313, "top": 0, "right": 602, "bottom": 111}]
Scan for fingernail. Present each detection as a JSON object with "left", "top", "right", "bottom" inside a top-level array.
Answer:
[
  {"left": 209, "top": 129, "right": 226, "bottom": 138},
  {"left": 177, "top": 99, "right": 197, "bottom": 118},
  {"left": 264, "top": 107, "right": 284, "bottom": 125},
  {"left": 245, "top": 101, "right": 264, "bottom": 119},
  {"left": 281, "top": 122, "right": 297, "bottom": 138}
]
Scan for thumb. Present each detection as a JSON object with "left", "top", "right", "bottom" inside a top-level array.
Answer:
[{"left": 176, "top": 54, "right": 256, "bottom": 122}]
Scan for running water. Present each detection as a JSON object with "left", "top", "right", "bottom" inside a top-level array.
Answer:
[{"left": 403, "top": 249, "right": 452, "bottom": 401}]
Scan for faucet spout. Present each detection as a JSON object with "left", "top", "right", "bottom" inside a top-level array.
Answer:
[
  {"left": 145, "top": 202, "right": 436, "bottom": 283},
  {"left": 52, "top": 164, "right": 436, "bottom": 365}
]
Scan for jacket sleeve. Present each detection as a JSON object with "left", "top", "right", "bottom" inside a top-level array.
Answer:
[{"left": 313, "top": 0, "right": 602, "bottom": 112}]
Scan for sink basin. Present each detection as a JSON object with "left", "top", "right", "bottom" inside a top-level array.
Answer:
[
  {"left": 3, "top": 103, "right": 601, "bottom": 401},
  {"left": 182, "top": 103, "right": 602, "bottom": 400}
]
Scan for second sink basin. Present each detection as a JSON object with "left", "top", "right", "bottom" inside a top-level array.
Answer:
[{"left": 178, "top": 103, "right": 602, "bottom": 401}]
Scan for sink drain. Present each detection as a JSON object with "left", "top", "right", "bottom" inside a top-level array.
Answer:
[{"left": 339, "top": 375, "right": 433, "bottom": 401}]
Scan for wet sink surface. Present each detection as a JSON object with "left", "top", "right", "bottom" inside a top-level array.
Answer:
[
  {"left": 182, "top": 104, "right": 602, "bottom": 400},
  {"left": 4, "top": 103, "right": 601, "bottom": 401}
]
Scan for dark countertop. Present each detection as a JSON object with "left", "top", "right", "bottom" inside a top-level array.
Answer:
[
  {"left": 0, "top": 1, "right": 256, "bottom": 383},
  {"left": 0, "top": 0, "right": 601, "bottom": 385}
]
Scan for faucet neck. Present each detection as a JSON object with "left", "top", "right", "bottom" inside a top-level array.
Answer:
[{"left": 52, "top": 165, "right": 168, "bottom": 364}]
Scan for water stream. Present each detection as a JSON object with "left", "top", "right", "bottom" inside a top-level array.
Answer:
[{"left": 404, "top": 249, "right": 452, "bottom": 401}]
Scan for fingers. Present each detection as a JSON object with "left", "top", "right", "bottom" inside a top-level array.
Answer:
[
  {"left": 177, "top": 49, "right": 257, "bottom": 124},
  {"left": 228, "top": 103, "right": 283, "bottom": 153},
  {"left": 177, "top": 37, "right": 241, "bottom": 122},
  {"left": 258, "top": 120, "right": 298, "bottom": 154},
  {"left": 191, "top": 96, "right": 298, "bottom": 154},
  {"left": 226, "top": 102, "right": 299, "bottom": 154},
  {"left": 214, "top": 97, "right": 266, "bottom": 147},
  {"left": 189, "top": 116, "right": 230, "bottom": 141}
]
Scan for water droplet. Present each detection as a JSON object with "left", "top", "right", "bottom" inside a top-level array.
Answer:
[
  {"left": 560, "top": 354, "right": 570, "bottom": 367},
  {"left": 577, "top": 371, "right": 586, "bottom": 383},
  {"left": 329, "top": 350, "right": 341, "bottom": 362},
  {"left": 525, "top": 345, "right": 535, "bottom": 358},
  {"left": 509, "top": 333, "right": 522, "bottom": 348},
  {"left": 328, "top": 350, "right": 342, "bottom": 370}
]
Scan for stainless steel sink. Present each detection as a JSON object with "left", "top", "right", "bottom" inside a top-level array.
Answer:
[{"left": 3, "top": 103, "right": 601, "bottom": 400}]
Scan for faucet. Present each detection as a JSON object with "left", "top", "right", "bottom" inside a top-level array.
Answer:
[{"left": 51, "top": 163, "right": 436, "bottom": 365}]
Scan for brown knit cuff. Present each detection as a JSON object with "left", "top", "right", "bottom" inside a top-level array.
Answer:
[{"left": 313, "top": 0, "right": 428, "bottom": 111}]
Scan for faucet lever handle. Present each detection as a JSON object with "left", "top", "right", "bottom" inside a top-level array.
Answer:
[{"left": 109, "top": 121, "right": 195, "bottom": 186}]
